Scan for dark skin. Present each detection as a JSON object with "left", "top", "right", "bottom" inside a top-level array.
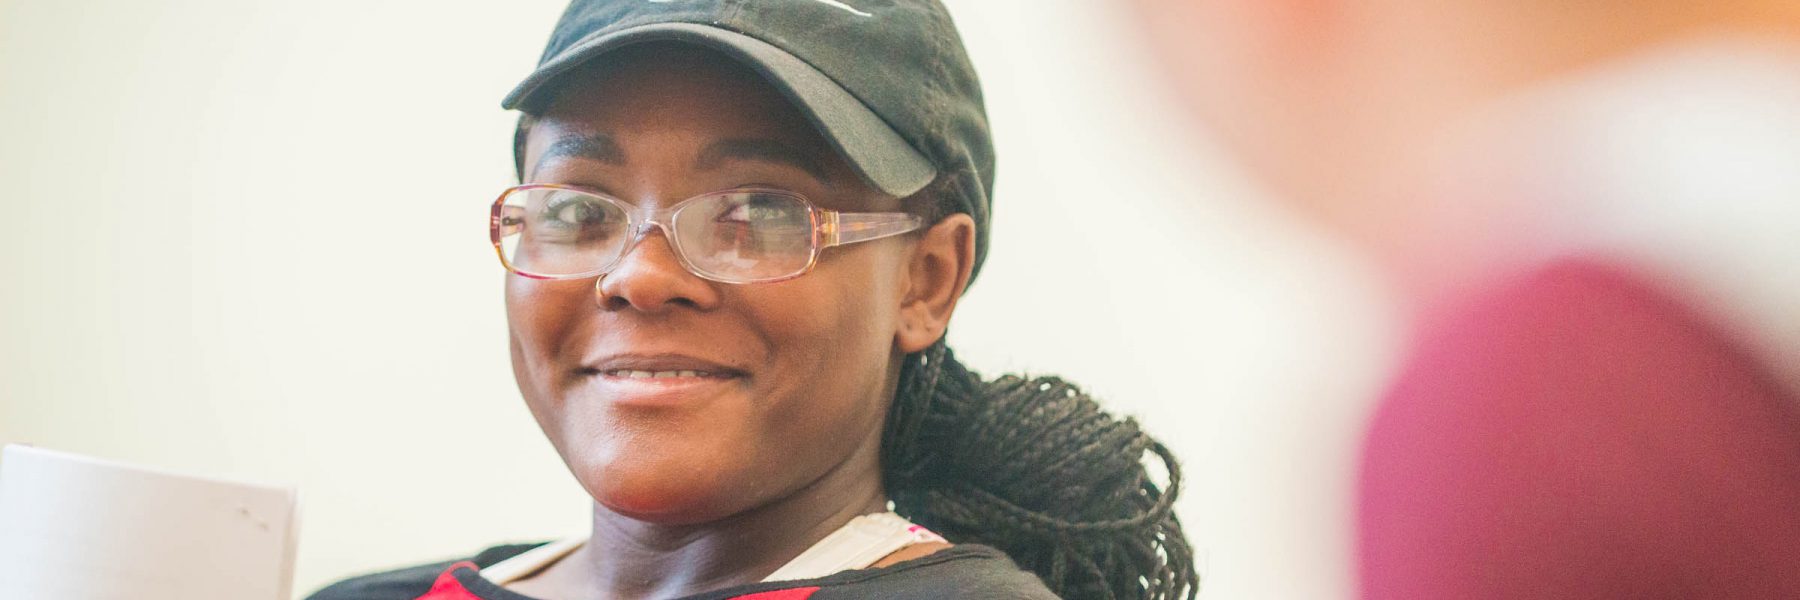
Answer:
[{"left": 504, "top": 47, "right": 974, "bottom": 600}]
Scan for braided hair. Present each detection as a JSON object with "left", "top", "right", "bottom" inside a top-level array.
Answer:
[{"left": 882, "top": 339, "right": 1198, "bottom": 599}]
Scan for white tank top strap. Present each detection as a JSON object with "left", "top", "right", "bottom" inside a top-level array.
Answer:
[
  {"left": 761, "top": 511, "right": 946, "bottom": 582},
  {"left": 479, "top": 537, "right": 585, "bottom": 585},
  {"left": 477, "top": 511, "right": 944, "bottom": 585}
]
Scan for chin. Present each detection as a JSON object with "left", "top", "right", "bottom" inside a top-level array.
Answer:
[{"left": 575, "top": 447, "right": 761, "bottom": 526}]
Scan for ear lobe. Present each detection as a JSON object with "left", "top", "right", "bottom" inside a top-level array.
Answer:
[{"left": 896, "top": 213, "right": 976, "bottom": 354}]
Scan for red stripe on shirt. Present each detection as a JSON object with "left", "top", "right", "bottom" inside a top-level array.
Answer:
[{"left": 411, "top": 563, "right": 819, "bottom": 600}]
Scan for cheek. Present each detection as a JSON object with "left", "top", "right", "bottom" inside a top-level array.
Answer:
[
  {"left": 753, "top": 250, "right": 903, "bottom": 384},
  {"left": 740, "top": 281, "right": 892, "bottom": 414},
  {"left": 731, "top": 253, "right": 904, "bottom": 455},
  {"left": 759, "top": 254, "right": 907, "bottom": 427},
  {"left": 506, "top": 277, "right": 592, "bottom": 358},
  {"left": 505, "top": 277, "right": 594, "bottom": 432}
]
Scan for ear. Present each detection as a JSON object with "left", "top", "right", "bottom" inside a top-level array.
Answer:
[{"left": 895, "top": 213, "right": 976, "bottom": 354}]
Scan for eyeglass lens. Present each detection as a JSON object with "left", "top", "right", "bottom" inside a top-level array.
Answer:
[{"left": 497, "top": 187, "right": 817, "bottom": 282}]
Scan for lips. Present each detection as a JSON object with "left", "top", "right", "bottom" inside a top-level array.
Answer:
[
  {"left": 578, "top": 353, "right": 748, "bottom": 407},
  {"left": 601, "top": 369, "right": 731, "bottom": 379},
  {"left": 582, "top": 353, "right": 748, "bottom": 379}
]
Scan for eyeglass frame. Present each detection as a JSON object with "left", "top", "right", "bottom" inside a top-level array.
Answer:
[{"left": 490, "top": 183, "right": 927, "bottom": 284}]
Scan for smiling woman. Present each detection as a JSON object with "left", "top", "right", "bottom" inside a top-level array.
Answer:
[{"left": 306, "top": 1, "right": 1194, "bottom": 599}]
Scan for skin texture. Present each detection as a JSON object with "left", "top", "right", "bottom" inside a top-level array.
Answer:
[{"left": 503, "top": 45, "right": 975, "bottom": 600}]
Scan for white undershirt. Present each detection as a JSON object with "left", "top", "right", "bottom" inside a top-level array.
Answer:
[{"left": 479, "top": 511, "right": 945, "bottom": 586}]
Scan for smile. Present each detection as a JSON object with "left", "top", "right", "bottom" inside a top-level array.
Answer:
[
  {"left": 588, "top": 370, "right": 741, "bottom": 408},
  {"left": 583, "top": 352, "right": 749, "bottom": 379},
  {"left": 578, "top": 353, "right": 751, "bottom": 406},
  {"left": 601, "top": 369, "right": 731, "bottom": 379}
]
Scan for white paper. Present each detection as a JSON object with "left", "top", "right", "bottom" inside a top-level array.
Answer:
[{"left": 0, "top": 444, "right": 299, "bottom": 600}]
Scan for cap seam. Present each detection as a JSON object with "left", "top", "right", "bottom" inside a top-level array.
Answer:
[{"left": 719, "top": 0, "right": 747, "bottom": 26}]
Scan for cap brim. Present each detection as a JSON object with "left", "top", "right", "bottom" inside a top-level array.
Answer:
[{"left": 503, "top": 22, "right": 937, "bottom": 199}]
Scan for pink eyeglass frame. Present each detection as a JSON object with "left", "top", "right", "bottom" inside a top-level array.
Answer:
[{"left": 490, "top": 183, "right": 926, "bottom": 284}]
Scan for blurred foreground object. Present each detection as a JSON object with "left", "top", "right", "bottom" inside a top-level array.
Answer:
[
  {"left": 0, "top": 444, "right": 299, "bottom": 600},
  {"left": 1130, "top": 0, "right": 1800, "bottom": 597}
]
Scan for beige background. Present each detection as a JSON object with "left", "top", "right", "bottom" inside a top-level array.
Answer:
[{"left": 0, "top": 1, "right": 1395, "bottom": 598}]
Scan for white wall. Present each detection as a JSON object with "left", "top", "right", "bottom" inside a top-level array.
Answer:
[{"left": 0, "top": 1, "right": 1396, "bottom": 598}]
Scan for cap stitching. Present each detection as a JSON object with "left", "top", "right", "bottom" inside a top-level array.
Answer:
[{"left": 718, "top": 0, "right": 746, "bottom": 25}]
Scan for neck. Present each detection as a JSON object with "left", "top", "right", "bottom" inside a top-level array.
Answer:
[{"left": 570, "top": 432, "right": 890, "bottom": 600}]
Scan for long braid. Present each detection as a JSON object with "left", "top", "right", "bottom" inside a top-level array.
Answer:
[{"left": 882, "top": 339, "right": 1199, "bottom": 599}]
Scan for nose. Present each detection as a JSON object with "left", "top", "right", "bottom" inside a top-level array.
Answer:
[{"left": 594, "top": 226, "right": 720, "bottom": 312}]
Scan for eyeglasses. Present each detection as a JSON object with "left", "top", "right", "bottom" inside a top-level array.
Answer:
[{"left": 490, "top": 184, "right": 925, "bottom": 284}]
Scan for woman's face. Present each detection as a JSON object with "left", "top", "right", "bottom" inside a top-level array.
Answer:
[{"left": 509, "top": 50, "right": 914, "bottom": 524}]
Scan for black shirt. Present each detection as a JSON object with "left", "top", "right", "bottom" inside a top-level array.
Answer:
[{"left": 307, "top": 542, "right": 1060, "bottom": 600}]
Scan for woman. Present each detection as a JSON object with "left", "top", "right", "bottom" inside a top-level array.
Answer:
[{"left": 311, "top": 1, "right": 1194, "bottom": 598}]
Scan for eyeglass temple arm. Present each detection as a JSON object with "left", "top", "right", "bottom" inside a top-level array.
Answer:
[{"left": 822, "top": 211, "right": 926, "bottom": 247}]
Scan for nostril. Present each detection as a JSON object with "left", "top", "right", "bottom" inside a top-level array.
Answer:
[{"left": 593, "top": 278, "right": 631, "bottom": 311}]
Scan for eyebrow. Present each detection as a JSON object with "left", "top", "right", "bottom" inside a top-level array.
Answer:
[
  {"left": 531, "top": 133, "right": 624, "bottom": 177},
  {"left": 695, "top": 138, "right": 832, "bottom": 183}
]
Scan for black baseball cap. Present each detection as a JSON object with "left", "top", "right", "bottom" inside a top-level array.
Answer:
[{"left": 503, "top": 0, "right": 996, "bottom": 279}]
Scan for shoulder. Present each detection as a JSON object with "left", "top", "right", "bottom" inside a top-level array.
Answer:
[
  {"left": 304, "top": 543, "right": 546, "bottom": 600},
  {"left": 1359, "top": 259, "right": 1800, "bottom": 595},
  {"left": 1371, "top": 258, "right": 1795, "bottom": 442},
  {"left": 804, "top": 545, "right": 1059, "bottom": 599},
  {"left": 1402, "top": 259, "right": 1747, "bottom": 388}
]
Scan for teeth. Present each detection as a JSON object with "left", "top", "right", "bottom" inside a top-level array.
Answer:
[{"left": 605, "top": 369, "right": 718, "bottom": 379}]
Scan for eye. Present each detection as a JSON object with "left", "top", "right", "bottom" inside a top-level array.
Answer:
[
  {"left": 714, "top": 201, "right": 751, "bottom": 224},
  {"left": 714, "top": 193, "right": 804, "bottom": 225},
  {"left": 541, "top": 193, "right": 615, "bottom": 228}
]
